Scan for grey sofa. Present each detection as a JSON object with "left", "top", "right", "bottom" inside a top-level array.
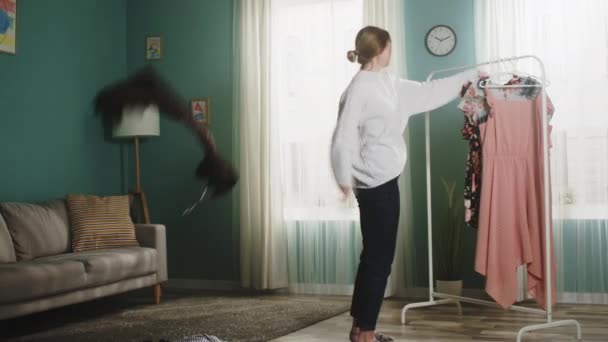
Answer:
[{"left": 0, "top": 199, "right": 167, "bottom": 320}]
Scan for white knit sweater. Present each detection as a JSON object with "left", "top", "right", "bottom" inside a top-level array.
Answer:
[{"left": 331, "top": 69, "right": 477, "bottom": 188}]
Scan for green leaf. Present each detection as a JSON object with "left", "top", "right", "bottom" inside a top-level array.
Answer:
[{"left": 435, "top": 176, "right": 465, "bottom": 280}]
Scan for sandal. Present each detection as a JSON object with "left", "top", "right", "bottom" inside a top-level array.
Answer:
[
  {"left": 349, "top": 331, "right": 394, "bottom": 342},
  {"left": 374, "top": 332, "right": 394, "bottom": 342}
]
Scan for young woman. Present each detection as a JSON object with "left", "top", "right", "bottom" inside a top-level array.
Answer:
[{"left": 331, "top": 26, "right": 477, "bottom": 342}]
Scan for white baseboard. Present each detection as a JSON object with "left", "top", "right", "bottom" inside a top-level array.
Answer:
[
  {"left": 164, "top": 283, "right": 604, "bottom": 306},
  {"left": 391, "top": 287, "right": 488, "bottom": 300},
  {"left": 557, "top": 292, "right": 608, "bottom": 304},
  {"left": 164, "top": 281, "right": 489, "bottom": 300},
  {"left": 166, "top": 279, "right": 242, "bottom": 291},
  {"left": 287, "top": 283, "right": 354, "bottom": 296}
]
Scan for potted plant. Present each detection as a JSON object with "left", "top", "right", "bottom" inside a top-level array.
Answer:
[{"left": 433, "top": 177, "right": 466, "bottom": 296}]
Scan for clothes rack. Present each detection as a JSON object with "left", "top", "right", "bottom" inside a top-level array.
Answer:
[{"left": 400, "top": 55, "right": 582, "bottom": 342}]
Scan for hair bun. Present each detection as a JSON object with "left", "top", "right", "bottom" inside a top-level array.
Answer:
[{"left": 346, "top": 50, "right": 358, "bottom": 63}]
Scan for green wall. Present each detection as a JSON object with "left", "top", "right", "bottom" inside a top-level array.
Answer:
[
  {"left": 0, "top": 0, "right": 238, "bottom": 282},
  {"left": 126, "top": 0, "right": 237, "bottom": 281},
  {"left": 0, "top": 0, "right": 128, "bottom": 202},
  {"left": 404, "top": 0, "right": 485, "bottom": 288}
]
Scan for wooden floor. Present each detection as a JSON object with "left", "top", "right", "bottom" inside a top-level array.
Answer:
[{"left": 271, "top": 299, "right": 608, "bottom": 341}]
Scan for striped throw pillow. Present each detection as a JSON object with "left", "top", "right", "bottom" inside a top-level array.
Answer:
[{"left": 66, "top": 194, "right": 139, "bottom": 253}]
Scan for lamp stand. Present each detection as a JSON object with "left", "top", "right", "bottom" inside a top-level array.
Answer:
[{"left": 129, "top": 137, "right": 151, "bottom": 224}]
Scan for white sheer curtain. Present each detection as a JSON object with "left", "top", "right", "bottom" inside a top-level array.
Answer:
[
  {"left": 270, "top": 0, "right": 413, "bottom": 295},
  {"left": 235, "top": 0, "right": 288, "bottom": 290},
  {"left": 363, "top": 0, "right": 406, "bottom": 78},
  {"left": 475, "top": 0, "right": 608, "bottom": 304},
  {"left": 363, "top": 0, "right": 416, "bottom": 297},
  {"left": 272, "top": 0, "right": 364, "bottom": 295}
]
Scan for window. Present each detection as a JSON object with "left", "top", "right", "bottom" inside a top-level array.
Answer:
[
  {"left": 271, "top": 0, "right": 363, "bottom": 221},
  {"left": 553, "top": 128, "right": 608, "bottom": 219},
  {"left": 475, "top": 0, "right": 608, "bottom": 220}
]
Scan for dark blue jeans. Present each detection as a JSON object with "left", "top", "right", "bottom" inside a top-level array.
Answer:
[{"left": 350, "top": 176, "right": 400, "bottom": 331}]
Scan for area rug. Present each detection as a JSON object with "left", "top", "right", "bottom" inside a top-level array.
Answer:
[{"left": 0, "top": 289, "right": 350, "bottom": 342}]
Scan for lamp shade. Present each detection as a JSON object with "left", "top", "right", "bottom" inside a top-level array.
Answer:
[{"left": 113, "top": 105, "right": 160, "bottom": 138}]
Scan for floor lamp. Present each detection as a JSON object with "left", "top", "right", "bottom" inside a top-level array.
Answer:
[{"left": 113, "top": 105, "right": 160, "bottom": 224}]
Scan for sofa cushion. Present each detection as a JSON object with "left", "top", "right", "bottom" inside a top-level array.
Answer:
[
  {"left": 0, "top": 200, "right": 71, "bottom": 261},
  {"left": 38, "top": 247, "right": 157, "bottom": 287},
  {"left": 66, "top": 194, "right": 139, "bottom": 253},
  {"left": 0, "top": 214, "right": 16, "bottom": 263},
  {"left": 0, "top": 259, "right": 86, "bottom": 304}
]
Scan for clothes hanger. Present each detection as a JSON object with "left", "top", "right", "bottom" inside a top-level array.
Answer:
[
  {"left": 480, "top": 58, "right": 551, "bottom": 88},
  {"left": 480, "top": 59, "right": 550, "bottom": 88},
  {"left": 486, "top": 59, "right": 522, "bottom": 83},
  {"left": 181, "top": 185, "right": 209, "bottom": 216},
  {"left": 480, "top": 75, "right": 550, "bottom": 88}
]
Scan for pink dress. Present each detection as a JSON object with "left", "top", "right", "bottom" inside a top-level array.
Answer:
[{"left": 474, "top": 86, "right": 556, "bottom": 310}]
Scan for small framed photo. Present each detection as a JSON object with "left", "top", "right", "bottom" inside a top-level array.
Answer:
[
  {"left": 191, "top": 98, "right": 210, "bottom": 126},
  {"left": 0, "top": 0, "right": 17, "bottom": 55},
  {"left": 145, "top": 36, "right": 162, "bottom": 60}
]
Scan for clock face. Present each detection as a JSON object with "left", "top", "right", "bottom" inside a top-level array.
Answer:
[{"left": 425, "top": 25, "right": 457, "bottom": 56}]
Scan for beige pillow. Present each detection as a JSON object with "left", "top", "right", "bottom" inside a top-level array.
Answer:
[
  {"left": 66, "top": 194, "right": 138, "bottom": 253},
  {"left": 0, "top": 200, "right": 71, "bottom": 261},
  {"left": 0, "top": 214, "right": 17, "bottom": 263}
]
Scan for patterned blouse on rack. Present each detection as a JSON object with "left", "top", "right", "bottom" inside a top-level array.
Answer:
[{"left": 458, "top": 76, "right": 554, "bottom": 229}]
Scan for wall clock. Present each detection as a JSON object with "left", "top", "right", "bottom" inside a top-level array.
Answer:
[{"left": 425, "top": 25, "right": 457, "bottom": 57}]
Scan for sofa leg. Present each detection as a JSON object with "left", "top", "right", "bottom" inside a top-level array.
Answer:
[{"left": 153, "top": 284, "right": 162, "bottom": 304}]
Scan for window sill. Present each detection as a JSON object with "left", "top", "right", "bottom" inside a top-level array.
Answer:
[
  {"left": 283, "top": 207, "right": 359, "bottom": 221},
  {"left": 552, "top": 205, "right": 608, "bottom": 220}
]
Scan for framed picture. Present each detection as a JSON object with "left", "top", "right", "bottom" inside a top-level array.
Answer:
[
  {"left": 145, "top": 36, "right": 162, "bottom": 60},
  {"left": 191, "top": 98, "right": 210, "bottom": 126},
  {"left": 0, "top": 0, "right": 17, "bottom": 55}
]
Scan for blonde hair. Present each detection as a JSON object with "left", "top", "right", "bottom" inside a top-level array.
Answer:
[{"left": 347, "top": 26, "right": 391, "bottom": 65}]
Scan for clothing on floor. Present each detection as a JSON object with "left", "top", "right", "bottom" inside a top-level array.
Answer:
[
  {"left": 350, "top": 176, "right": 400, "bottom": 331},
  {"left": 168, "top": 334, "right": 224, "bottom": 342}
]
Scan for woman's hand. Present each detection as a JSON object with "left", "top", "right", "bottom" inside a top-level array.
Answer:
[
  {"left": 478, "top": 70, "right": 489, "bottom": 78},
  {"left": 339, "top": 185, "right": 352, "bottom": 200}
]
